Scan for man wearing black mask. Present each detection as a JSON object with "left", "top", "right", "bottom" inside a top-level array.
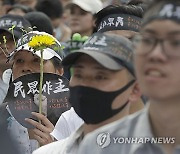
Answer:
[{"left": 33, "top": 32, "right": 142, "bottom": 154}]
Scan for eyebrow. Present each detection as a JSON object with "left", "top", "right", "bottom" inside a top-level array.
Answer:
[
  {"left": 141, "top": 29, "right": 180, "bottom": 36},
  {"left": 167, "top": 31, "right": 180, "bottom": 36}
]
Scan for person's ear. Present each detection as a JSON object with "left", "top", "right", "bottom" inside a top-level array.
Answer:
[
  {"left": 56, "top": 67, "right": 64, "bottom": 76},
  {"left": 129, "top": 81, "right": 142, "bottom": 103},
  {"left": 129, "top": 81, "right": 144, "bottom": 114}
]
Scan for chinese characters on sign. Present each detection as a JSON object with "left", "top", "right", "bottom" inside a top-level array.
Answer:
[{"left": 14, "top": 78, "right": 69, "bottom": 98}]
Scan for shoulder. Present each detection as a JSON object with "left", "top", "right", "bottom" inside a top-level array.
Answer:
[
  {"left": 0, "top": 103, "right": 10, "bottom": 124},
  {"left": 61, "top": 107, "right": 80, "bottom": 118},
  {"left": 33, "top": 139, "right": 68, "bottom": 154},
  {"left": 96, "top": 109, "right": 146, "bottom": 136},
  {"left": 60, "top": 107, "right": 84, "bottom": 127},
  {"left": 78, "top": 109, "right": 147, "bottom": 153}
]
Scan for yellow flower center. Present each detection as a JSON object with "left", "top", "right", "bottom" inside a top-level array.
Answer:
[{"left": 28, "top": 34, "right": 56, "bottom": 50}]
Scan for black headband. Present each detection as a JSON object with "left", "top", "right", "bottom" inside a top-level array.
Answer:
[
  {"left": 97, "top": 14, "right": 142, "bottom": 32},
  {"left": 143, "top": 3, "right": 180, "bottom": 27}
]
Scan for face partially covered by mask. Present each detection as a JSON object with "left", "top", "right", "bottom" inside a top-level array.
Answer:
[{"left": 62, "top": 32, "right": 136, "bottom": 124}]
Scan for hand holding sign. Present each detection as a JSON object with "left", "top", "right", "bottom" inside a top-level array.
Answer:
[{"left": 27, "top": 112, "right": 54, "bottom": 146}]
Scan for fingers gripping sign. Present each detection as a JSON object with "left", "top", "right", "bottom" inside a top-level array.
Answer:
[
  {"left": 26, "top": 94, "right": 54, "bottom": 146},
  {"left": 26, "top": 112, "right": 55, "bottom": 146}
]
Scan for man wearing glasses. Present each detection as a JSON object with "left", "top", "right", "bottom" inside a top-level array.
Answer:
[{"left": 78, "top": 0, "right": 180, "bottom": 154}]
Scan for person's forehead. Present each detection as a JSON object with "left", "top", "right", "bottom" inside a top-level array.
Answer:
[
  {"left": 73, "top": 54, "right": 106, "bottom": 69},
  {"left": 141, "top": 20, "right": 180, "bottom": 35},
  {"left": 72, "top": 54, "right": 118, "bottom": 73},
  {"left": 0, "top": 31, "right": 12, "bottom": 39},
  {"left": 74, "top": 54, "right": 99, "bottom": 65},
  {"left": 70, "top": 4, "right": 91, "bottom": 14},
  {"left": 13, "top": 50, "right": 39, "bottom": 58},
  {"left": 105, "top": 30, "right": 138, "bottom": 39}
]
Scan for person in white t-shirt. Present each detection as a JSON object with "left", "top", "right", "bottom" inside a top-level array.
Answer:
[{"left": 51, "top": 107, "right": 84, "bottom": 140}]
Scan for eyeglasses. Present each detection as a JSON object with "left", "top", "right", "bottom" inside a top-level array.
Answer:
[{"left": 133, "top": 34, "right": 180, "bottom": 58}]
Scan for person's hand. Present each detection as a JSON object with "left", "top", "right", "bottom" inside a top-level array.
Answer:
[{"left": 26, "top": 112, "right": 55, "bottom": 146}]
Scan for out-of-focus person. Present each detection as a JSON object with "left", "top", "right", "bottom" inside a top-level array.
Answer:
[
  {"left": 35, "top": 0, "right": 72, "bottom": 42},
  {"left": 66, "top": 0, "right": 103, "bottom": 37}
]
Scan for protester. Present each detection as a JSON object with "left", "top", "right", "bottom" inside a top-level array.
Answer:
[
  {"left": 66, "top": 0, "right": 103, "bottom": 37},
  {"left": 33, "top": 32, "right": 142, "bottom": 154},
  {"left": 95, "top": 3, "right": 147, "bottom": 105},
  {"left": 94, "top": 4, "right": 144, "bottom": 39},
  {"left": 49, "top": 4, "right": 146, "bottom": 141},
  {"left": 0, "top": 103, "right": 21, "bottom": 154},
  {"left": 0, "top": 14, "right": 31, "bottom": 105},
  {"left": 24, "top": 11, "right": 54, "bottom": 35},
  {"left": 7, "top": 4, "right": 33, "bottom": 16},
  {"left": 35, "top": 0, "right": 72, "bottom": 42},
  {"left": 0, "top": 31, "right": 66, "bottom": 153},
  {"left": 78, "top": 0, "right": 180, "bottom": 153},
  {"left": 50, "top": 33, "right": 89, "bottom": 140},
  {"left": 0, "top": 0, "right": 16, "bottom": 16},
  {"left": 16, "top": 0, "right": 37, "bottom": 10}
]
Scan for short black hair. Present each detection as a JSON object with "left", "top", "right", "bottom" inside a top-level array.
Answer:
[
  {"left": 7, "top": 4, "right": 33, "bottom": 14},
  {"left": 145, "top": 0, "right": 180, "bottom": 10},
  {"left": 128, "top": 0, "right": 145, "bottom": 5},
  {"left": 143, "top": 0, "right": 180, "bottom": 19},
  {"left": 51, "top": 57, "right": 62, "bottom": 69},
  {"left": 24, "top": 11, "right": 53, "bottom": 35},
  {"left": 35, "top": 0, "right": 63, "bottom": 19},
  {"left": 3, "top": 0, "right": 15, "bottom": 5},
  {"left": 94, "top": 5, "right": 144, "bottom": 32}
]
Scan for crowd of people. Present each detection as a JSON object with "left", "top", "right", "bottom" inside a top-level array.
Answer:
[{"left": 0, "top": 0, "right": 180, "bottom": 154}]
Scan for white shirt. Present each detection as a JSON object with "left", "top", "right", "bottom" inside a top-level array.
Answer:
[
  {"left": 33, "top": 126, "right": 84, "bottom": 154},
  {"left": 0, "top": 79, "right": 9, "bottom": 105},
  {"left": 78, "top": 106, "right": 180, "bottom": 154},
  {"left": 51, "top": 107, "right": 84, "bottom": 140},
  {"left": 0, "top": 69, "right": 12, "bottom": 105},
  {"left": 6, "top": 105, "right": 38, "bottom": 154}
]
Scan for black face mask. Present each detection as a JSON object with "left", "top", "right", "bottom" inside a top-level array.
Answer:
[{"left": 69, "top": 80, "right": 135, "bottom": 124}]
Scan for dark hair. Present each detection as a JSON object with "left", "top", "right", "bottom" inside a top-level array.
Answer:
[
  {"left": 2, "top": 0, "right": 15, "bottom": 5},
  {"left": 128, "top": 0, "right": 145, "bottom": 5},
  {"left": 35, "top": 0, "right": 63, "bottom": 19},
  {"left": 7, "top": 4, "right": 33, "bottom": 14},
  {"left": 51, "top": 57, "right": 62, "bottom": 69},
  {"left": 24, "top": 11, "right": 53, "bottom": 35},
  {"left": 143, "top": 0, "right": 180, "bottom": 21},
  {"left": 146, "top": 0, "right": 180, "bottom": 10},
  {"left": 94, "top": 5, "right": 144, "bottom": 32}
]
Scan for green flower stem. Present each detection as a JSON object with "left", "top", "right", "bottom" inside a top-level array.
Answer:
[
  {"left": 39, "top": 50, "right": 44, "bottom": 120},
  {"left": 38, "top": 50, "right": 44, "bottom": 147},
  {"left": 0, "top": 47, "right": 8, "bottom": 57},
  {"left": 12, "top": 32, "right": 17, "bottom": 47}
]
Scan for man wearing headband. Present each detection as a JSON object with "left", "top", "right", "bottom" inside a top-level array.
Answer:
[
  {"left": 33, "top": 33, "right": 142, "bottom": 154},
  {"left": 95, "top": 4, "right": 146, "bottom": 113},
  {"left": 94, "top": 4, "right": 144, "bottom": 39},
  {"left": 78, "top": 0, "right": 180, "bottom": 153}
]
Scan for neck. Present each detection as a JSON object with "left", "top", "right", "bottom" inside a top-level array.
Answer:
[
  {"left": 149, "top": 99, "right": 180, "bottom": 146},
  {"left": 83, "top": 105, "right": 130, "bottom": 135}
]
